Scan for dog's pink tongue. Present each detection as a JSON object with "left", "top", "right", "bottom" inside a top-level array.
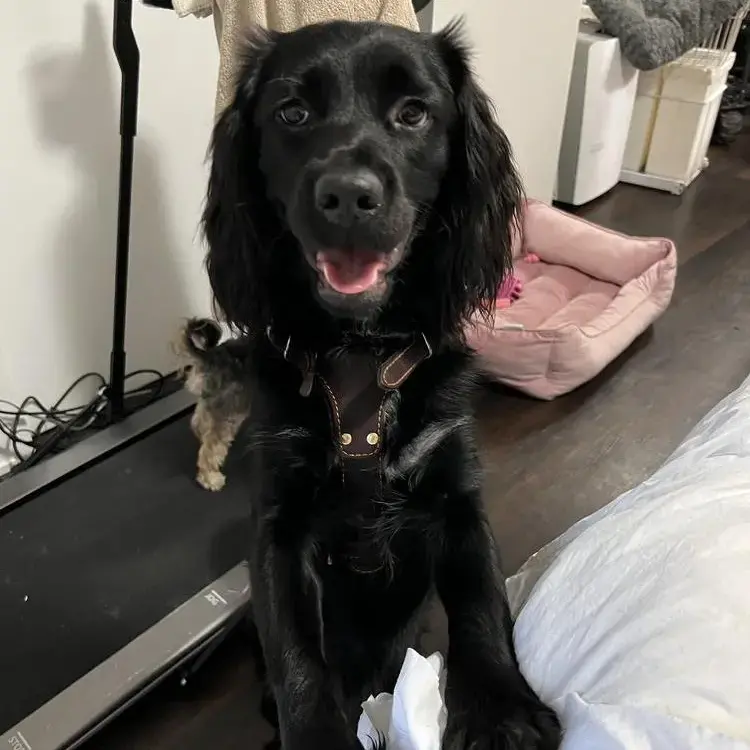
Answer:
[{"left": 317, "top": 251, "right": 386, "bottom": 295}]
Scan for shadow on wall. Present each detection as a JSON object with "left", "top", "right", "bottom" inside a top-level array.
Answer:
[{"left": 25, "top": 1, "right": 189, "bottom": 388}]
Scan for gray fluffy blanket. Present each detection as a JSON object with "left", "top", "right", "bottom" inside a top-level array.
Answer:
[{"left": 587, "top": 0, "right": 745, "bottom": 69}]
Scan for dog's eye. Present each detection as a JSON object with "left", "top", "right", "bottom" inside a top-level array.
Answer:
[
  {"left": 396, "top": 100, "right": 429, "bottom": 129},
  {"left": 276, "top": 100, "right": 310, "bottom": 127}
]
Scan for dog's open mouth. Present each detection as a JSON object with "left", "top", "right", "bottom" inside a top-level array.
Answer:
[{"left": 316, "top": 249, "right": 389, "bottom": 295}]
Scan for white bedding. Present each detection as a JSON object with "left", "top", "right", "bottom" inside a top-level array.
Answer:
[
  {"left": 508, "top": 374, "right": 750, "bottom": 749},
  {"left": 358, "top": 375, "right": 750, "bottom": 750}
]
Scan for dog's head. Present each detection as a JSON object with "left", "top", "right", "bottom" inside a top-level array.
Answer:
[{"left": 204, "top": 21, "right": 523, "bottom": 345}]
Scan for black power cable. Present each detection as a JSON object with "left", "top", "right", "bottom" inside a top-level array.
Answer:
[
  {"left": 4, "top": 396, "right": 107, "bottom": 477},
  {"left": 0, "top": 368, "right": 169, "bottom": 481}
]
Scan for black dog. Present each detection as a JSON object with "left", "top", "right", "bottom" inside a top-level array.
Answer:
[{"left": 203, "top": 19, "right": 561, "bottom": 750}]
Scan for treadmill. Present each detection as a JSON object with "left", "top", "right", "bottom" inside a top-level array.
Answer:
[{"left": 0, "top": 3, "right": 252, "bottom": 747}]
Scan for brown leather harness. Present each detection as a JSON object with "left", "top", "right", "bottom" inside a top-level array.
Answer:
[{"left": 266, "top": 328, "right": 433, "bottom": 496}]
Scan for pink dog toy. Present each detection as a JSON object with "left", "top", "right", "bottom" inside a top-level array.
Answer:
[
  {"left": 493, "top": 254, "right": 540, "bottom": 310},
  {"left": 495, "top": 272, "right": 523, "bottom": 309}
]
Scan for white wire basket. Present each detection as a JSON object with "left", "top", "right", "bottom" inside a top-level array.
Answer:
[
  {"left": 702, "top": 0, "right": 750, "bottom": 59},
  {"left": 620, "top": 1, "right": 750, "bottom": 194},
  {"left": 674, "top": 1, "right": 749, "bottom": 70}
]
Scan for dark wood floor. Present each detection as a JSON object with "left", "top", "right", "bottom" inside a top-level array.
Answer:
[{"left": 91, "top": 135, "right": 750, "bottom": 749}]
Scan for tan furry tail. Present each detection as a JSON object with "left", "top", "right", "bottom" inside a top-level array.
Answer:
[
  {"left": 174, "top": 317, "right": 222, "bottom": 359},
  {"left": 184, "top": 317, "right": 222, "bottom": 353},
  {"left": 173, "top": 319, "right": 224, "bottom": 397}
]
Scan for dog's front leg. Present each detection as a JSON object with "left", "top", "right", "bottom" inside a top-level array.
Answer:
[
  {"left": 436, "top": 491, "right": 561, "bottom": 750},
  {"left": 252, "top": 536, "right": 361, "bottom": 750}
]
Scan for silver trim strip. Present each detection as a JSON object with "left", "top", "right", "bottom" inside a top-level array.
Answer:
[
  {"left": 0, "top": 562, "right": 252, "bottom": 750},
  {"left": 0, "top": 391, "right": 196, "bottom": 515}
]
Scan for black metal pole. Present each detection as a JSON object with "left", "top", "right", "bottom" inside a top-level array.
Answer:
[{"left": 109, "top": 0, "right": 140, "bottom": 422}]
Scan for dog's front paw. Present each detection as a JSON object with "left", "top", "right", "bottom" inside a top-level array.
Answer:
[
  {"left": 197, "top": 470, "right": 226, "bottom": 491},
  {"left": 443, "top": 675, "right": 561, "bottom": 750}
]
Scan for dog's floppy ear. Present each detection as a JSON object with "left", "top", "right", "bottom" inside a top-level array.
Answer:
[
  {"left": 434, "top": 21, "right": 524, "bottom": 332},
  {"left": 202, "top": 27, "right": 279, "bottom": 332}
]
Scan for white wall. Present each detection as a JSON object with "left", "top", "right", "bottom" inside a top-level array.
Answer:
[
  {"left": 0, "top": 1, "right": 578, "bottom": 461},
  {"left": 0, "top": 2, "right": 217, "bottom": 426},
  {"left": 430, "top": 0, "right": 581, "bottom": 203}
]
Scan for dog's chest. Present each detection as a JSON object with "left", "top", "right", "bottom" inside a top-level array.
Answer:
[
  {"left": 310, "top": 493, "right": 433, "bottom": 636},
  {"left": 266, "top": 332, "right": 445, "bottom": 578},
  {"left": 304, "top": 340, "right": 433, "bottom": 574},
  {"left": 316, "top": 503, "right": 417, "bottom": 576}
]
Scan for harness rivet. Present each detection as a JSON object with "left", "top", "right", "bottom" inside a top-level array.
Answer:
[
  {"left": 366, "top": 432, "right": 379, "bottom": 446},
  {"left": 341, "top": 433, "right": 353, "bottom": 446}
]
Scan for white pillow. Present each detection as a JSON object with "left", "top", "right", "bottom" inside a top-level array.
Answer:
[{"left": 508, "top": 376, "right": 750, "bottom": 750}]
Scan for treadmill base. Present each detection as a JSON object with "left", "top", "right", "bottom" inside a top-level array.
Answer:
[{"left": 1, "top": 562, "right": 251, "bottom": 750}]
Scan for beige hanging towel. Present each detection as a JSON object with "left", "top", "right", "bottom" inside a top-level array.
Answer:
[{"left": 173, "top": 0, "right": 420, "bottom": 115}]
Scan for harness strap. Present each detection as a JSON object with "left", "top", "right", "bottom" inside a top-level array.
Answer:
[{"left": 266, "top": 328, "right": 432, "bottom": 469}]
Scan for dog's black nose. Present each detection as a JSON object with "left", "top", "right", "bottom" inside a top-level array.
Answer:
[{"left": 314, "top": 169, "right": 384, "bottom": 226}]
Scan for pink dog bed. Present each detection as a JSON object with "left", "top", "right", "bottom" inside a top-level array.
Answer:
[{"left": 467, "top": 200, "right": 677, "bottom": 400}]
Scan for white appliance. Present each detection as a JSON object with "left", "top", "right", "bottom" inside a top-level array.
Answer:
[{"left": 555, "top": 20, "right": 639, "bottom": 205}]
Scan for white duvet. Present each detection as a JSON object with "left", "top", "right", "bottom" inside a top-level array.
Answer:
[
  {"left": 359, "top": 375, "right": 750, "bottom": 749},
  {"left": 508, "top": 373, "right": 750, "bottom": 749}
]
